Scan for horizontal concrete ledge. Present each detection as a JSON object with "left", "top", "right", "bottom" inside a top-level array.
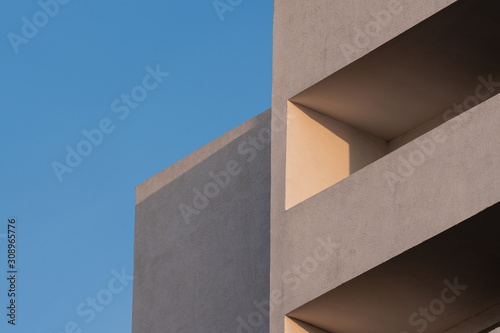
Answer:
[
  {"left": 287, "top": 203, "right": 500, "bottom": 333},
  {"left": 290, "top": 0, "right": 500, "bottom": 141},
  {"left": 281, "top": 92, "right": 500, "bottom": 316}
]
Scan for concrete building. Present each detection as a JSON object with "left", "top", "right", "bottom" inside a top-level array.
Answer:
[{"left": 133, "top": 0, "right": 500, "bottom": 332}]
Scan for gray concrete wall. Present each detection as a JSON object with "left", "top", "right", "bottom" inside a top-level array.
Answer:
[{"left": 133, "top": 110, "right": 271, "bottom": 333}]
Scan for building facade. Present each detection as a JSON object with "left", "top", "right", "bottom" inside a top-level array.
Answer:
[{"left": 133, "top": 0, "right": 500, "bottom": 332}]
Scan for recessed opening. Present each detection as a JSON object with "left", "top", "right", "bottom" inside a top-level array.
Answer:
[
  {"left": 285, "top": 0, "right": 500, "bottom": 209},
  {"left": 286, "top": 203, "right": 500, "bottom": 333}
]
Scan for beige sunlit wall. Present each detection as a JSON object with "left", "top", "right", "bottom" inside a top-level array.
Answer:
[
  {"left": 285, "top": 317, "right": 329, "bottom": 333},
  {"left": 285, "top": 102, "right": 388, "bottom": 209}
]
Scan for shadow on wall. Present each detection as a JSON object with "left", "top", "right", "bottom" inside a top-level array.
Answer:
[
  {"left": 285, "top": 102, "right": 388, "bottom": 209},
  {"left": 480, "top": 323, "right": 500, "bottom": 333},
  {"left": 286, "top": 202, "right": 500, "bottom": 333},
  {"left": 133, "top": 111, "right": 271, "bottom": 332},
  {"left": 285, "top": 317, "right": 330, "bottom": 333},
  {"left": 285, "top": 0, "right": 500, "bottom": 209}
]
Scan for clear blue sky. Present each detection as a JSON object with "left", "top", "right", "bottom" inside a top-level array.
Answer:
[{"left": 0, "top": 1, "right": 272, "bottom": 332}]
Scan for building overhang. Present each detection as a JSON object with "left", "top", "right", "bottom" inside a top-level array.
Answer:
[
  {"left": 290, "top": 0, "right": 500, "bottom": 141},
  {"left": 287, "top": 203, "right": 500, "bottom": 333}
]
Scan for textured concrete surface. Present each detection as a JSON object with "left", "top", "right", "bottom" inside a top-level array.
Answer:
[
  {"left": 287, "top": 203, "right": 500, "bottom": 333},
  {"left": 133, "top": 110, "right": 271, "bottom": 333},
  {"left": 290, "top": 0, "right": 500, "bottom": 141},
  {"left": 277, "top": 95, "right": 500, "bottom": 332},
  {"left": 271, "top": 0, "right": 500, "bottom": 332}
]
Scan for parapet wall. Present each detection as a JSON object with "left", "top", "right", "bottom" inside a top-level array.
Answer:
[{"left": 133, "top": 110, "right": 271, "bottom": 333}]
